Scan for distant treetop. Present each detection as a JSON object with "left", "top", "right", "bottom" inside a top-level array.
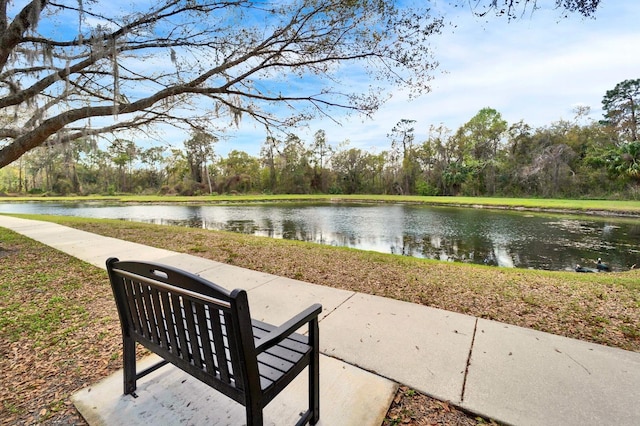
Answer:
[{"left": 462, "top": 0, "right": 601, "bottom": 19}]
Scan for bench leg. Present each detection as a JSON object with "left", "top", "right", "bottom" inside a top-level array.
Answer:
[
  {"left": 309, "top": 318, "right": 320, "bottom": 425},
  {"left": 122, "top": 335, "right": 137, "bottom": 395},
  {"left": 245, "top": 403, "right": 263, "bottom": 426}
]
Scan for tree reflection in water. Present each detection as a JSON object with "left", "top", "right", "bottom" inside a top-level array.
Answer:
[{"left": 0, "top": 202, "right": 638, "bottom": 271}]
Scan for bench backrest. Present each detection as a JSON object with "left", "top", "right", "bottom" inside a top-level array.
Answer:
[{"left": 106, "top": 258, "right": 260, "bottom": 404}]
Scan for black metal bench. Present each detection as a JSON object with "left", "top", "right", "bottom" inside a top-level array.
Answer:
[{"left": 106, "top": 257, "right": 321, "bottom": 426}]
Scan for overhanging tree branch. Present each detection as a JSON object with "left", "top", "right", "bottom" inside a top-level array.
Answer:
[
  {"left": 0, "top": 0, "right": 48, "bottom": 72},
  {"left": 1, "top": 0, "right": 603, "bottom": 169}
]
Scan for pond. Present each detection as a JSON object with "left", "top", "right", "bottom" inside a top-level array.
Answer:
[{"left": 1, "top": 201, "right": 639, "bottom": 272}]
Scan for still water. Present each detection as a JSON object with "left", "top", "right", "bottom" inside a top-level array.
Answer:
[{"left": 1, "top": 202, "right": 639, "bottom": 272}]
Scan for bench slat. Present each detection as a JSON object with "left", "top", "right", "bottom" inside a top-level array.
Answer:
[
  {"left": 258, "top": 351, "right": 295, "bottom": 373},
  {"left": 195, "top": 303, "right": 215, "bottom": 375},
  {"left": 211, "top": 310, "right": 232, "bottom": 383},
  {"left": 124, "top": 279, "right": 143, "bottom": 338},
  {"left": 142, "top": 285, "right": 161, "bottom": 344},
  {"left": 150, "top": 288, "right": 168, "bottom": 349},
  {"left": 134, "top": 282, "right": 151, "bottom": 340},
  {"left": 183, "top": 299, "right": 203, "bottom": 369},
  {"left": 225, "top": 311, "right": 245, "bottom": 391},
  {"left": 160, "top": 291, "right": 179, "bottom": 356},
  {"left": 171, "top": 294, "right": 190, "bottom": 364}
]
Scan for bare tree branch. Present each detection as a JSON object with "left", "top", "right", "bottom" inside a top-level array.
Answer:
[{"left": 0, "top": 0, "right": 602, "bottom": 168}]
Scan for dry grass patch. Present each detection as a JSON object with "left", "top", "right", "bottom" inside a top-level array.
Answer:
[
  {"left": 383, "top": 386, "right": 498, "bottom": 426},
  {"left": 51, "top": 217, "right": 640, "bottom": 352}
]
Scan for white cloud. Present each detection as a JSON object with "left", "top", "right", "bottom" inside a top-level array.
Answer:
[
  {"left": 93, "top": 0, "right": 639, "bottom": 158},
  {"left": 309, "top": 0, "right": 640, "bottom": 153}
]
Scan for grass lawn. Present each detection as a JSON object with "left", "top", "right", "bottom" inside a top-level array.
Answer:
[{"left": 0, "top": 228, "right": 122, "bottom": 424}]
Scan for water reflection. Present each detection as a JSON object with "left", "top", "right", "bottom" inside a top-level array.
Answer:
[{"left": 1, "top": 201, "right": 638, "bottom": 272}]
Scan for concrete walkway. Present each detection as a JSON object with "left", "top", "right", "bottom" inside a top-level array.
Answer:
[{"left": 1, "top": 215, "right": 639, "bottom": 426}]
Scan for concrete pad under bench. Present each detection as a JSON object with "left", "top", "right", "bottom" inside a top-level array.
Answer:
[
  {"left": 319, "top": 293, "right": 476, "bottom": 403},
  {"left": 461, "top": 319, "right": 640, "bottom": 426},
  {"left": 72, "top": 354, "right": 397, "bottom": 426}
]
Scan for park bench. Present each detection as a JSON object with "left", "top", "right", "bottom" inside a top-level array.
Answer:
[{"left": 106, "top": 257, "right": 321, "bottom": 426}]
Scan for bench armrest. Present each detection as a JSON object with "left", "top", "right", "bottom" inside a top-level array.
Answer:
[{"left": 254, "top": 303, "right": 322, "bottom": 354}]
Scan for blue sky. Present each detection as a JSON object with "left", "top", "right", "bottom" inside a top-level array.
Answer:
[
  {"left": 194, "top": 0, "right": 640, "bottom": 158},
  {"left": 11, "top": 1, "right": 637, "bottom": 159}
]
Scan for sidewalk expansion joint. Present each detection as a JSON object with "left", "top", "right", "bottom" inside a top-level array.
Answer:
[
  {"left": 460, "top": 317, "right": 478, "bottom": 403},
  {"left": 320, "top": 351, "right": 400, "bottom": 387},
  {"left": 319, "top": 291, "right": 357, "bottom": 323},
  {"left": 245, "top": 274, "right": 280, "bottom": 291}
]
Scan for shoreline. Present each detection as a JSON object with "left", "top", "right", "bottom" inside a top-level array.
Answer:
[{"left": 1, "top": 195, "right": 640, "bottom": 218}]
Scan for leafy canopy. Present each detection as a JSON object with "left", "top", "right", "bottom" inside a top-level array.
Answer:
[
  {"left": 601, "top": 79, "right": 640, "bottom": 143},
  {"left": 0, "top": 1, "right": 602, "bottom": 168}
]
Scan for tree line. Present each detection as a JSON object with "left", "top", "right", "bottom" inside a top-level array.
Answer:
[
  {"left": 1, "top": 79, "right": 638, "bottom": 199},
  {"left": 1, "top": 1, "right": 601, "bottom": 168}
]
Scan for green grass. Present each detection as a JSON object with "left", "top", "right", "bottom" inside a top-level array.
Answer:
[
  {"left": 0, "top": 277, "right": 87, "bottom": 344},
  {"left": 0, "top": 228, "right": 123, "bottom": 424}
]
